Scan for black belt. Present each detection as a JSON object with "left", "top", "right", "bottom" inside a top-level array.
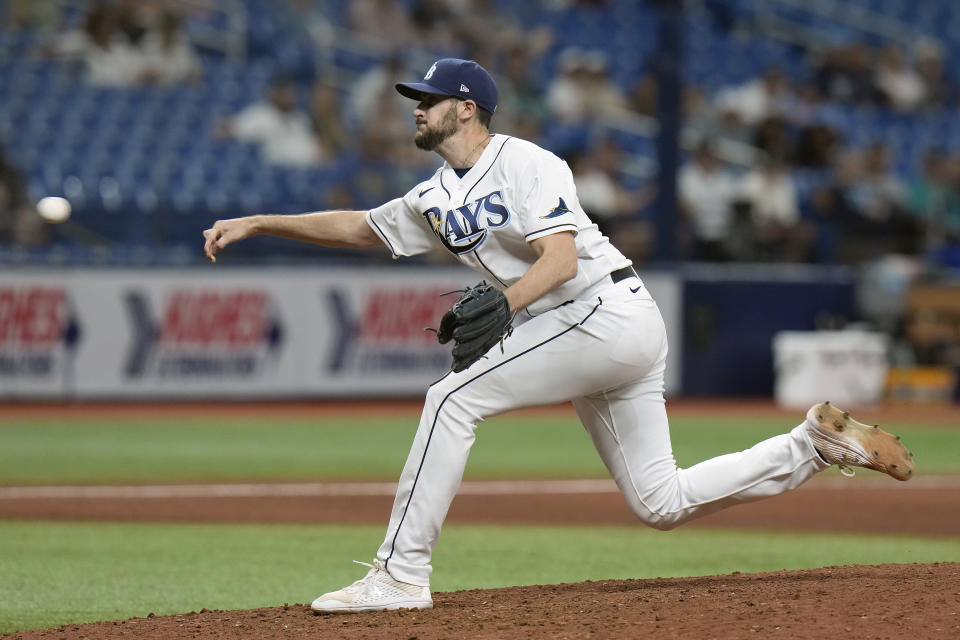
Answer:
[{"left": 610, "top": 266, "right": 638, "bottom": 283}]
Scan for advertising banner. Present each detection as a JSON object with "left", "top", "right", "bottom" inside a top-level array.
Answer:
[
  {"left": 0, "top": 279, "right": 82, "bottom": 398},
  {"left": 0, "top": 267, "right": 681, "bottom": 399}
]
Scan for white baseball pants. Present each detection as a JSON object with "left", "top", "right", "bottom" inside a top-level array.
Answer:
[{"left": 376, "top": 277, "right": 829, "bottom": 586}]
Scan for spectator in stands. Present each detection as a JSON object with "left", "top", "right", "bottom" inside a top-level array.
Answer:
[
  {"left": 752, "top": 116, "right": 792, "bottom": 161},
  {"left": 0, "top": 145, "right": 25, "bottom": 243},
  {"left": 793, "top": 119, "right": 840, "bottom": 169},
  {"left": 569, "top": 150, "right": 620, "bottom": 234},
  {"left": 682, "top": 85, "right": 712, "bottom": 129},
  {"left": 783, "top": 80, "right": 850, "bottom": 169},
  {"left": 339, "top": 124, "right": 410, "bottom": 209},
  {"left": 569, "top": 140, "right": 630, "bottom": 235},
  {"left": 874, "top": 44, "right": 925, "bottom": 112},
  {"left": 346, "top": 53, "right": 410, "bottom": 134},
  {"left": 345, "top": 53, "right": 432, "bottom": 172},
  {"left": 805, "top": 148, "right": 908, "bottom": 265},
  {"left": 546, "top": 48, "right": 629, "bottom": 126},
  {"left": 137, "top": 11, "right": 202, "bottom": 86},
  {"left": 4, "top": 0, "right": 62, "bottom": 31},
  {"left": 309, "top": 84, "right": 348, "bottom": 155},
  {"left": 215, "top": 76, "right": 326, "bottom": 167},
  {"left": 694, "top": 72, "right": 775, "bottom": 149},
  {"left": 545, "top": 47, "right": 590, "bottom": 124},
  {"left": 495, "top": 45, "right": 548, "bottom": 139},
  {"left": 830, "top": 146, "right": 919, "bottom": 259},
  {"left": 581, "top": 50, "right": 631, "bottom": 123},
  {"left": 804, "top": 182, "right": 850, "bottom": 264},
  {"left": 114, "top": 0, "right": 149, "bottom": 47},
  {"left": 678, "top": 141, "right": 738, "bottom": 262},
  {"left": 0, "top": 145, "right": 45, "bottom": 246},
  {"left": 347, "top": 0, "right": 414, "bottom": 50},
  {"left": 907, "top": 150, "right": 960, "bottom": 247},
  {"left": 50, "top": 1, "right": 142, "bottom": 87},
  {"left": 814, "top": 41, "right": 877, "bottom": 105},
  {"left": 632, "top": 71, "right": 710, "bottom": 131},
  {"left": 849, "top": 143, "right": 911, "bottom": 236},
  {"left": 452, "top": 0, "right": 553, "bottom": 61},
  {"left": 914, "top": 40, "right": 958, "bottom": 110},
  {"left": 737, "top": 153, "right": 810, "bottom": 261},
  {"left": 701, "top": 105, "right": 755, "bottom": 148},
  {"left": 409, "top": 0, "right": 459, "bottom": 53},
  {"left": 628, "top": 71, "right": 658, "bottom": 119},
  {"left": 324, "top": 182, "right": 359, "bottom": 212},
  {"left": 830, "top": 149, "right": 877, "bottom": 260},
  {"left": 684, "top": 87, "right": 754, "bottom": 148},
  {"left": 778, "top": 81, "right": 823, "bottom": 129},
  {"left": 569, "top": 138, "right": 653, "bottom": 262},
  {"left": 714, "top": 67, "right": 792, "bottom": 129},
  {"left": 284, "top": 0, "right": 336, "bottom": 61}
]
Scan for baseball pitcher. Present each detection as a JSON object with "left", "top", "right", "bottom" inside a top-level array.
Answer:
[{"left": 202, "top": 58, "right": 914, "bottom": 614}]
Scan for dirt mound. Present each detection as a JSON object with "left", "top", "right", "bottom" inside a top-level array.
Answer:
[{"left": 4, "top": 563, "right": 957, "bottom": 640}]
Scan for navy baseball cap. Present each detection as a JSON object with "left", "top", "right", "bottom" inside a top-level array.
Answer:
[{"left": 396, "top": 58, "right": 498, "bottom": 113}]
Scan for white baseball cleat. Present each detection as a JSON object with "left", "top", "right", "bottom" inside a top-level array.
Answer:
[
  {"left": 806, "top": 401, "right": 914, "bottom": 481},
  {"left": 310, "top": 559, "right": 433, "bottom": 614}
]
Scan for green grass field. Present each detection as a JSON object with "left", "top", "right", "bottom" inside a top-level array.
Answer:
[
  {"left": 1, "top": 409, "right": 958, "bottom": 633},
  {"left": 1, "top": 413, "right": 957, "bottom": 484}
]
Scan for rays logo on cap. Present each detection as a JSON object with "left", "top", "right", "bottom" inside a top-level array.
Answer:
[{"left": 395, "top": 58, "right": 500, "bottom": 114}]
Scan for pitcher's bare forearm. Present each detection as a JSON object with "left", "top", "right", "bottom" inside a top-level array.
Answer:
[
  {"left": 504, "top": 231, "right": 578, "bottom": 313},
  {"left": 246, "top": 211, "right": 381, "bottom": 248},
  {"left": 203, "top": 210, "right": 380, "bottom": 262}
]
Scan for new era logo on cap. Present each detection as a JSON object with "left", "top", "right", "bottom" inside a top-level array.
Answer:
[{"left": 395, "top": 58, "right": 498, "bottom": 113}]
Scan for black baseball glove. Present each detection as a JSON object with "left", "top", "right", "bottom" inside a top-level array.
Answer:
[{"left": 435, "top": 282, "right": 513, "bottom": 372}]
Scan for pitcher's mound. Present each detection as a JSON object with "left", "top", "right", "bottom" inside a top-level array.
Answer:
[{"left": 5, "top": 563, "right": 958, "bottom": 640}]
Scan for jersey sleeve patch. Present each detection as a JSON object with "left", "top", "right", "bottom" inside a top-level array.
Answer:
[
  {"left": 539, "top": 197, "right": 574, "bottom": 219},
  {"left": 525, "top": 195, "right": 578, "bottom": 241}
]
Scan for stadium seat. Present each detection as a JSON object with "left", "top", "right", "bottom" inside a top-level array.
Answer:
[{"left": 1, "top": 0, "right": 958, "bottom": 261}]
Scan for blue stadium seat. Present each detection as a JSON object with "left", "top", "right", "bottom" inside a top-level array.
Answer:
[{"left": 1, "top": 0, "right": 958, "bottom": 257}]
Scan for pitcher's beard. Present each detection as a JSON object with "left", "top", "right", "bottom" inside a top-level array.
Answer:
[{"left": 415, "top": 105, "right": 458, "bottom": 150}]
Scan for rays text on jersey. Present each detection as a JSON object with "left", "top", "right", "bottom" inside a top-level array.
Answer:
[{"left": 422, "top": 190, "right": 511, "bottom": 255}]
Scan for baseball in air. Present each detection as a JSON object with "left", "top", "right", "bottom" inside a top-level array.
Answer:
[{"left": 36, "top": 196, "right": 72, "bottom": 223}]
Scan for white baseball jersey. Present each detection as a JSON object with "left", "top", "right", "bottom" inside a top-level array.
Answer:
[
  {"left": 358, "top": 133, "right": 828, "bottom": 590},
  {"left": 366, "top": 134, "right": 633, "bottom": 315}
]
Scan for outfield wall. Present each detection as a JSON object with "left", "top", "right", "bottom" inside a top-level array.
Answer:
[
  {"left": 680, "top": 264, "right": 859, "bottom": 397},
  {"left": 0, "top": 267, "right": 684, "bottom": 400}
]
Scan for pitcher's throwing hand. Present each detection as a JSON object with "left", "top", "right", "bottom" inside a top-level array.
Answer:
[{"left": 202, "top": 217, "right": 259, "bottom": 262}]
